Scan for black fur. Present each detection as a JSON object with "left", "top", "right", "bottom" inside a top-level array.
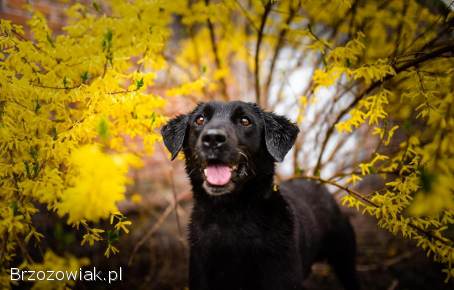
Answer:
[
  {"left": 161, "top": 114, "right": 188, "bottom": 160},
  {"left": 262, "top": 111, "right": 300, "bottom": 162},
  {"left": 161, "top": 101, "right": 360, "bottom": 290}
]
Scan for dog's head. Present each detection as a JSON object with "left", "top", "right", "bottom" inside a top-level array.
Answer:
[{"left": 161, "top": 101, "right": 299, "bottom": 196}]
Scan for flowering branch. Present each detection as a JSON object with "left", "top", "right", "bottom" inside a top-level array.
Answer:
[
  {"left": 295, "top": 175, "right": 454, "bottom": 247},
  {"left": 314, "top": 43, "right": 454, "bottom": 174}
]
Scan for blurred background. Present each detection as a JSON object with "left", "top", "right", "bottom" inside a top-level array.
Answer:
[{"left": 1, "top": 0, "right": 453, "bottom": 289}]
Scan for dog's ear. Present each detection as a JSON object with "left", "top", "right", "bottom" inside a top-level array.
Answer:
[
  {"left": 161, "top": 114, "right": 189, "bottom": 160},
  {"left": 263, "top": 112, "right": 299, "bottom": 162}
]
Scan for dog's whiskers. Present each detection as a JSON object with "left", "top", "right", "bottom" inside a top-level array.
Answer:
[
  {"left": 187, "top": 168, "right": 197, "bottom": 176},
  {"left": 238, "top": 151, "right": 249, "bottom": 162},
  {"left": 238, "top": 150, "right": 257, "bottom": 177}
]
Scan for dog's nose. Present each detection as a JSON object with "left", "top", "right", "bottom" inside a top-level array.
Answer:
[{"left": 202, "top": 129, "right": 227, "bottom": 148}]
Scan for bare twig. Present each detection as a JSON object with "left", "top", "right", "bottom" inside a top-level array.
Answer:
[
  {"left": 127, "top": 191, "right": 189, "bottom": 265},
  {"left": 295, "top": 175, "right": 379, "bottom": 207},
  {"left": 347, "top": 0, "right": 359, "bottom": 38},
  {"left": 356, "top": 251, "right": 414, "bottom": 272},
  {"left": 391, "top": 0, "right": 409, "bottom": 60},
  {"left": 167, "top": 164, "right": 183, "bottom": 239},
  {"left": 136, "top": 46, "right": 149, "bottom": 73},
  {"left": 387, "top": 280, "right": 399, "bottom": 290},
  {"left": 402, "top": 9, "right": 454, "bottom": 54},
  {"left": 102, "top": 56, "right": 109, "bottom": 78},
  {"left": 307, "top": 24, "right": 332, "bottom": 50},
  {"left": 263, "top": 1, "right": 299, "bottom": 103},
  {"left": 128, "top": 204, "right": 173, "bottom": 265},
  {"left": 163, "top": 52, "right": 196, "bottom": 80},
  {"left": 186, "top": 7, "right": 211, "bottom": 100},
  {"left": 233, "top": 0, "right": 258, "bottom": 32},
  {"left": 107, "top": 87, "right": 141, "bottom": 95},
  {"left": 30, "top": 82, "right": 82, "bottom": 90},
  {"left": 254, "top": 0, "right": 273, "bottom": 107},
  {"left": 11, "top": 29, "right": 45, "bottom": 54},
  {"left": 205, "top": 0, "right": 229, "bottom": 100},
  {"left": 16, "top": 236, "right": 34, "bottom": 264},
  {"left": 31, "top": 81, "right": 143, "bottom": 95},
  {"left": 0, "top": 232, "right": 8, "bottom": 264}
]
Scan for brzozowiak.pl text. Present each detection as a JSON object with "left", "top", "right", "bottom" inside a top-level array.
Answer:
[{"left": 10, "top": 266, "right": 123, "bottom": 284}]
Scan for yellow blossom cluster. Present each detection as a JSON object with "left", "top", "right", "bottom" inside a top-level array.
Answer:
[{"left": 57, "top": 145, "right": 142, "bottom": 224}]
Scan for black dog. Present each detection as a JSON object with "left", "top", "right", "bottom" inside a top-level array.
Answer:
[{"left": 161, "top": 101, "right": 359, "bottom": 290}]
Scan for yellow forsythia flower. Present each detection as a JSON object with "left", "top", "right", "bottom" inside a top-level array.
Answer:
[{"left": 57, "top": 145, "right": 141, "bottom": 224}]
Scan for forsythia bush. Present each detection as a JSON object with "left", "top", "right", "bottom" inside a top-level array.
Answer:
[
  {"left": 0, "top": 0, "right": 453, "bottom": 288},
  {"left": 0, "top": 1, "right": 170, "bottom": 288}
]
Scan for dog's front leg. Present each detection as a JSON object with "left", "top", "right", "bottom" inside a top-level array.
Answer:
[
  {"left": 257, "top": 258, "right": 304, "bottom": 290},
  {"left": 188, "top": 250, "right": 209, "bottom": 290},
  {"left": 259, "top": 274, "right": 303, "bottom": 290}
]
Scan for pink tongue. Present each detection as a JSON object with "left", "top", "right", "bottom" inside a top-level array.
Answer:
[{"left": 204, "top": 165, "right": 232, "bottom": 186}]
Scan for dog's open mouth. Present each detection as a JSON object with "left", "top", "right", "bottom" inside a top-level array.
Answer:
[
  {"left": 200, "top": 155, "right": 249, "bottom": 195},
  {"left": 203, "top": 164, "right": 238, "bottom": 186}
]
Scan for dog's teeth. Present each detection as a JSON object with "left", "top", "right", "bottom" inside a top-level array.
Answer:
[{"left": 203, "top": 168, "right": 208, "bottom": 176}]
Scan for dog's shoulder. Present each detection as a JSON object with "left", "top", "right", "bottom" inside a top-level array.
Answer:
[
  {"left": 280, "top": 178, "right": 337, "bottom": 208},
  {"left": 279, "top": 178, "right": 343, "bottom": 235}
]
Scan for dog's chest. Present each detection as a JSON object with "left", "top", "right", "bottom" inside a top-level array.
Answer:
[{"left": 190, "top": 203, "right": 290, "bottom": 255}]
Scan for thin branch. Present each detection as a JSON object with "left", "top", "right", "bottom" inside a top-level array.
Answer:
[
  {"left": 297, "top": 175, "right": 379, "bottom": 207},
  {"left": 102, "top": 56, "right": 109, "bottom": 78},
  {"left": 307, "top": 24, "right": 332, "bottom": 50},
  {"left": 263, "top": 1, "right": 299, "bottom": 103},
  {"left": 11, "top": 29, "right": 45, "bottom": 54},
  {"left": 136, "top": 46, "right": 149, "bottom": 73},
  {"left": 356, "top": 251, "right": 414, "bottom": 272},
  {"left": 127, "top": 191, "right": 190, "bottom": 266},
  {"left": 163, "top": 52, "right": 196, "bottom": 80},
  {"left": 254, "top": 1, "right": 273, "bottom": 107},
  {"left": 30, "top": 81, "right": 141, "bottom": 95},
  {"left": 107, "top": 87, "right": 141, "bottom": 95},
  {"left": 319, "top": 131, "right": 353, "bottom": 169},
  {"left": 205, "top": 0, "right": 229, "bottom": 100},
  {"left": 167, "top": 164, "right": 182, "bottom": 239},
  {"left": 311, "top": 82, "right": 358, "bottom": 154},
  {"left": 391, "top": 0, "right": 409, "bottom": 59},
  {"left": 347, "top": 0, "right": 359, "bottom": 38},
  {"left": 128, "top": 203, "right": 173, "bottom": 265},
  {"left": 30, "top": 83, "right": 82, "bottom": 90},
  {"left": 233, "top": 0, "right": 259, "bottom": 32},
  {"left": 294, "top": 175, "right": 454, "bottom": 246},
  {"left": 0, "top": 232, "right": 8, "bottom": 264},
  {"left": 269, "top": 48, "right": 308, "bottom": 111},
  {"left": 16, "top": 236, "right": 34, "bottom": 264},
  {"left": 187, "top": 10, "right": 211, "bottom": 100},
  {"left": 328, "top": 169, "right": 395, "bottom": 181},
  {"left": 401, "top": 9, "right": 454, "bottom": 54}
]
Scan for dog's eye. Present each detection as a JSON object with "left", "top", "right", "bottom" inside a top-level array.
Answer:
[
  {"left": 240, "top": 117, "right": 252, "bottom": 127},
  {"left": 195, "top": 116, "right": 205, "bottom": 126}
]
